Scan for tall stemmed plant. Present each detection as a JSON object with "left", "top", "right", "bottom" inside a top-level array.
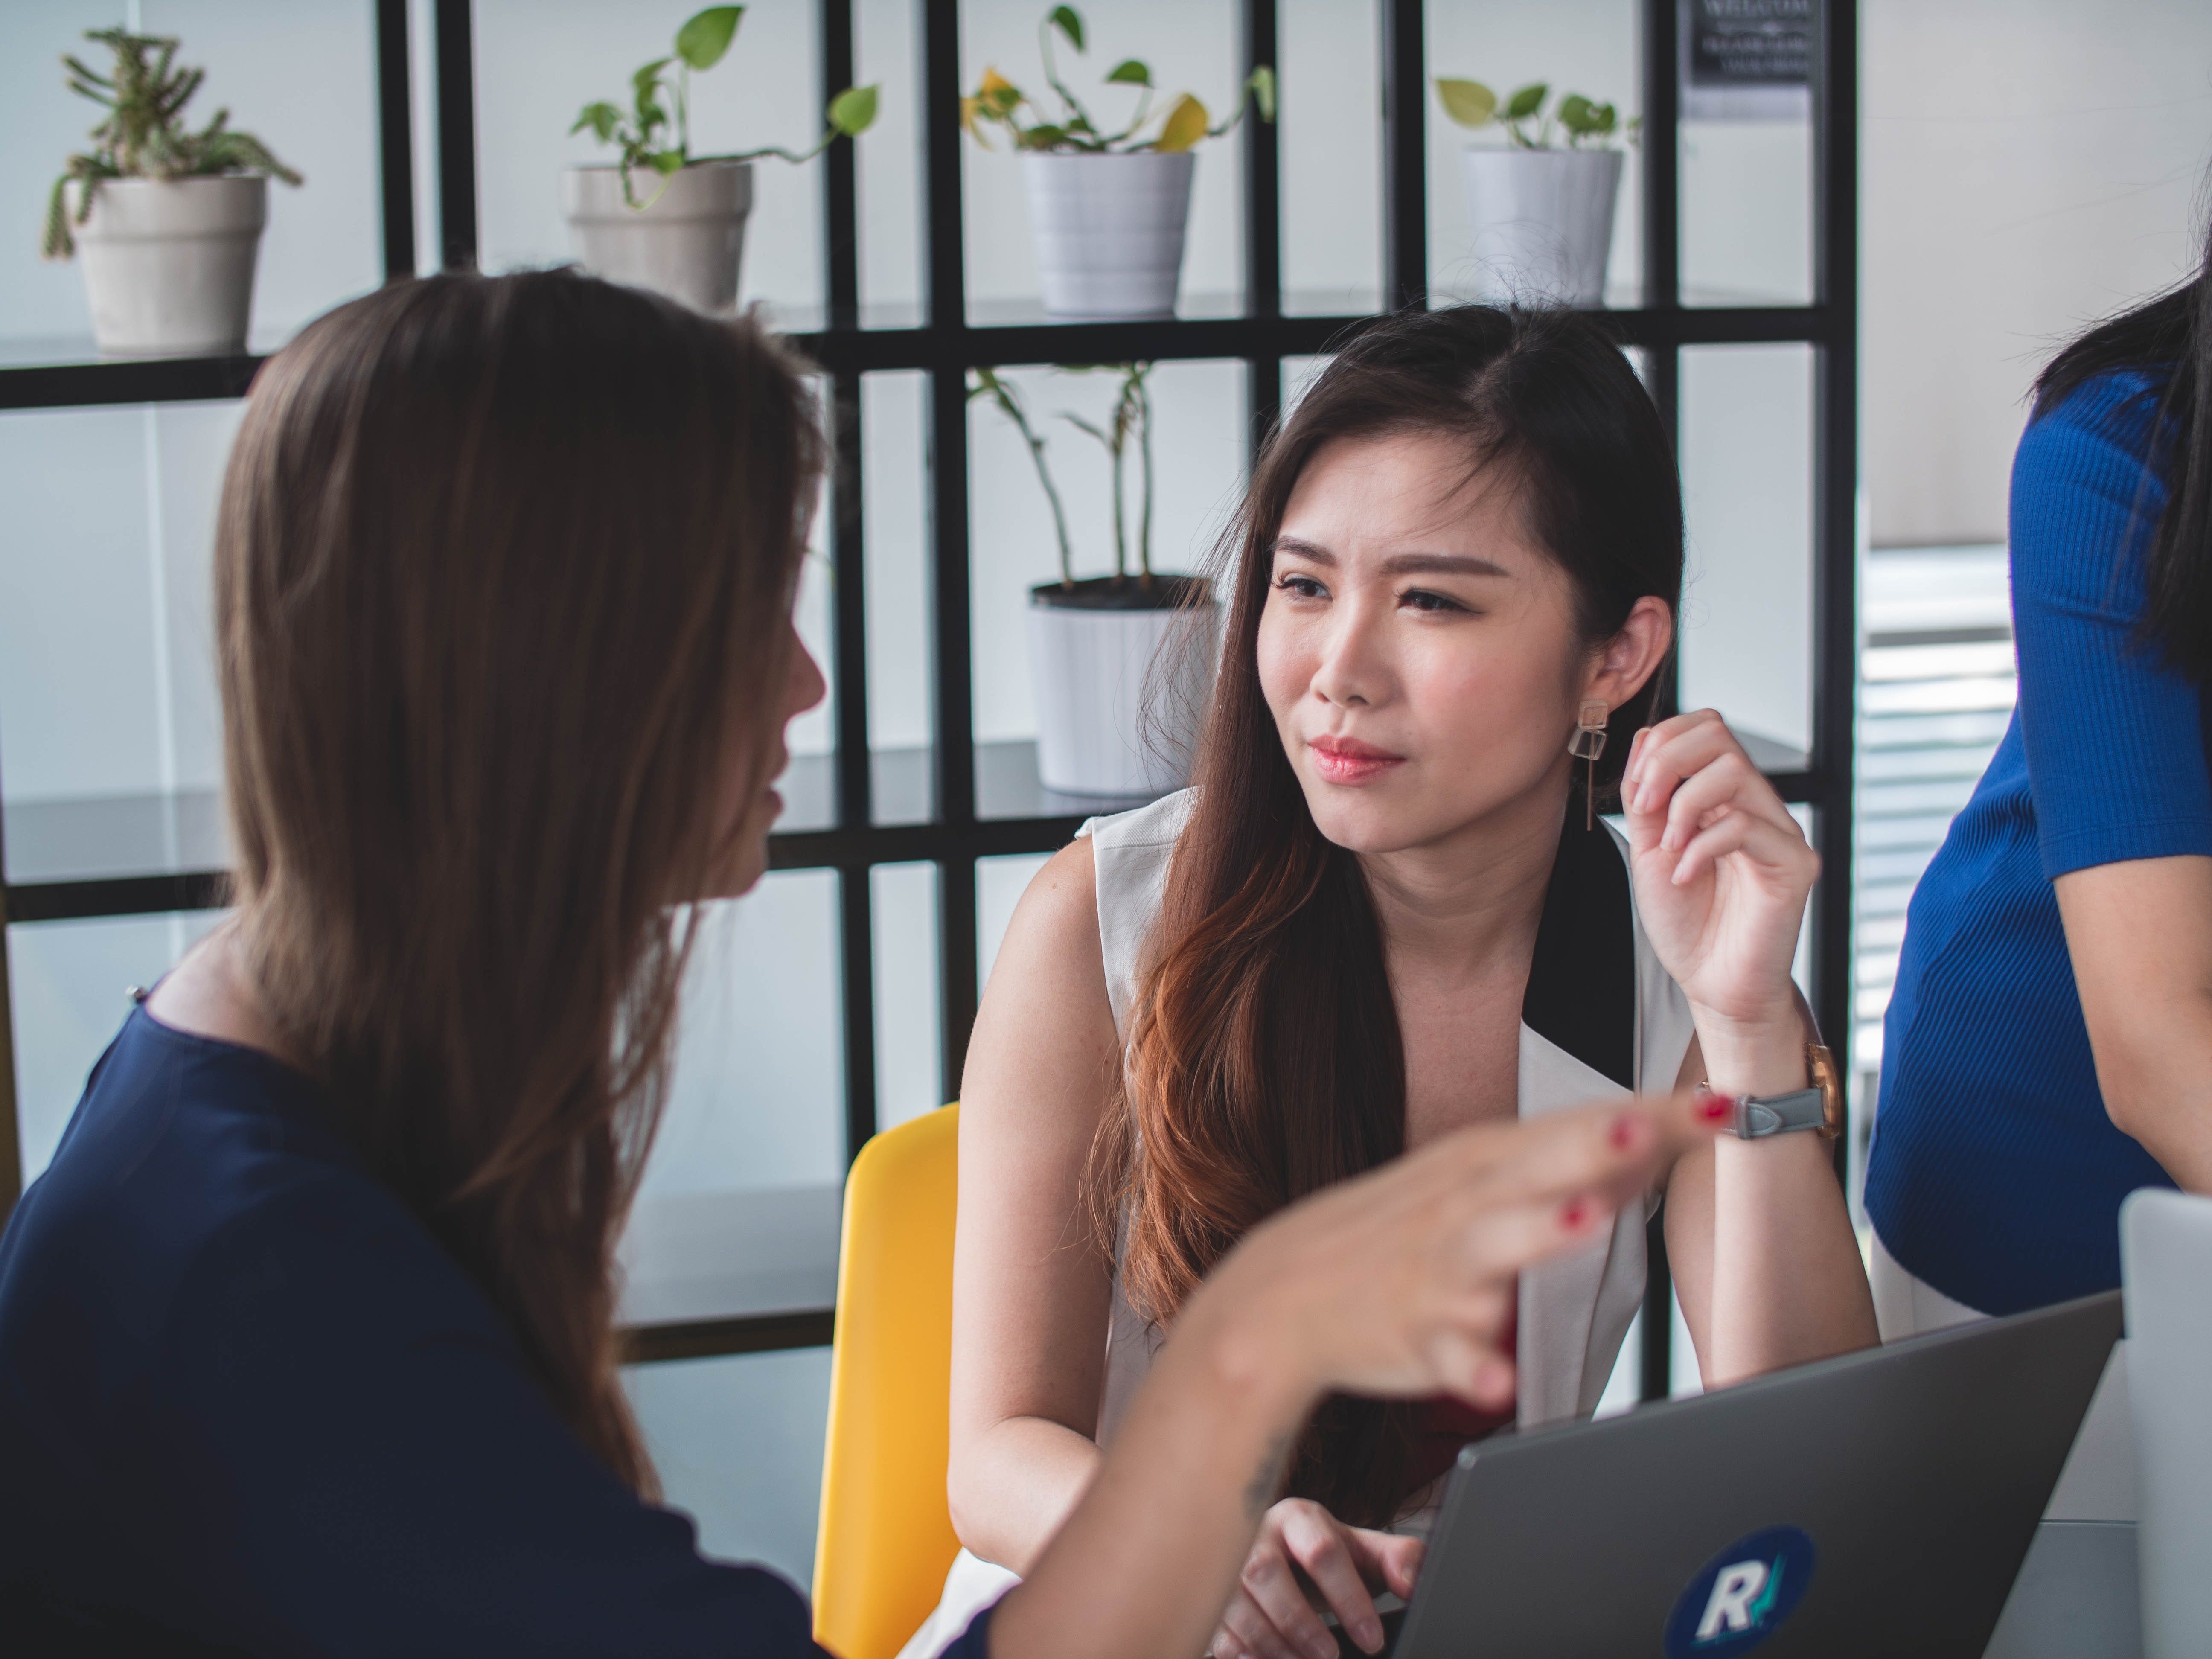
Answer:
[
  {"left": 970, "top": 363, "right": 1158, "bottom": 593},
  {"left": 43, "top": 27, "right": 301, "bottom": 260}
]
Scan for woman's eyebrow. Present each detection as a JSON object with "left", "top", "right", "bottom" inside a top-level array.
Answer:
[
  {"left": 1379, "top": 551, "right": 1511, "bottom": 578},
  {"left": 1271, "top": 535, "right": 1335, "bottom": 564}
]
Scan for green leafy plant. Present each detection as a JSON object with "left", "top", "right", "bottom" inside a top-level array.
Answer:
[
  {"left": 970, "top": 362, "right": 1158, "bottom": 591},
  {"left": 962, "top": 6, "right": 1273, "bottom": 156},
  {"left": 572, "top": 6, "right": 879, "bottom": 208},
  {"left": 1433, "top": 77, "right": 1637, "bottom": 150},
  {"left": 43, "top": 27, "right": 302, "bottom": 261}
]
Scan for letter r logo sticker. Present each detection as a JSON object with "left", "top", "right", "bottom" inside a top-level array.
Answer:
[
  {"left": 1664, "top": 1526, "right": 1816, "bottom": 1657},
  {"left": 1696, "top": 1560, "right": 1772, "bottom": 1640}
]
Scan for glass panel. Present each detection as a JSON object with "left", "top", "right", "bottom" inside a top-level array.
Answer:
[
  {"left": 968, "top": 359, "right": 1244, "bottom": 818},
  {"left": 1280, "top": 0, "right": 1381, "bottom": 316},
  {"left": 1425, "top": 0, "right": 1643, "bottom": 309},
  {"left": 1855, "top": 544, "right": 2014, "bottom": 1225},
  {"left": 0, "top": 401, "right": 239, "bottom": 882},
  {"left": 0, "top": 1, "right": 383, "bottom": 361},
  {"left": 623, "top": 1346, "right": 832, "bottom": 1582},
  {"left": 620, "top": 873, "right": 844, "bottom": 1327},
  {"left": 1675, "top": 343, "right": 1814, "bottom": 764},
  {"left": 775, "top": 406, "right": 840, "bottom": 835},
  {"left": 856, "top": 0, "right": 925, "bottom": 324},
  {"left": 871, "top": 862, "right": 943, "bottom": 1129},
  {"left": 862, "top": 370, "right": 935, "bottom": 824},
  {"left": 977, "top": 852, "right": 1052, "bottom": 991},
  {"left": 472, "top": 0, "right": 826, "bottom": 317},
  {"left": 8, "top": 910, "right": 228, "bottom": 1186},
  {"left": 1678, "top": 0, "right": 1814, "bottom": 307},
  {"left": 958, "top": 0, "right": 1246, "bottom": 324}
]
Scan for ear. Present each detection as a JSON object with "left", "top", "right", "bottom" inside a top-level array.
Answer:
[{"left": 1581, "top": 595, "right": 1674, "bottom": 709}]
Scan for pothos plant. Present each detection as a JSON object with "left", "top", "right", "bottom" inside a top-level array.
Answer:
[
  {"left": 43, "top": 27, "right": 301, "bottom": 260},
  {"left": 572, "top": 6, "right": 879, "bottom": 208},
  {"left": 971, "top": 363, "right": 1160, "bottom": 593},
  {"left": 1433, "top": 77, "right": 1638, "bottom": 149},
  {"left": 963, "top": 6, "right": 1273, "bottom": 156}
]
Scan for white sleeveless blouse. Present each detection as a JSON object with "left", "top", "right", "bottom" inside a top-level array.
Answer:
[{"left": 899, "top": 790, "right": 1697, "bottom": 1659}]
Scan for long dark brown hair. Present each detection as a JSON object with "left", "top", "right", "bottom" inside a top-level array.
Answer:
[
  {"left": 216, "top": 271, "right": 821, "bottom": 1492},
  {"left": 1103, "top": 306, "right": 1684, "bottom": 1525}
]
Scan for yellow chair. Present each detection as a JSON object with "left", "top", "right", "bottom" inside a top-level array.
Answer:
[{"left": 813, "top": 1103, "right": 963, "bottom": 1659}]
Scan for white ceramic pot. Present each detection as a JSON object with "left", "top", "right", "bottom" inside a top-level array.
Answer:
[
  {"left": 562, "top": 159, "right": 753, "bottom": 314},
  {"left": 1458, "top": 148, "right": 1624, "bottom": 307},
  {"left": 70, "top": 174, "right": 267, "bottom": 356},
  {"left": 1027, "top": 577, "right": 1216, "bottom": 797},
  {"left": 1022, "top": 151, "right": 1196, "bottom": 318}
]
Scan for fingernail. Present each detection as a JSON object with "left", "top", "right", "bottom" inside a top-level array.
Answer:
[
  {"left": 1356, "top": 1620, "right": 1384, "bottom": 1651},
  {"left": 1610, "top": 1111, "right": 1645, "bottom": 1150},
  {"left": 1561, "top": 1194, "right": 1589, "bottom": 1229},
  {"left": 1696, "top": 1089, "right": 1732, "bottom": 1122}
]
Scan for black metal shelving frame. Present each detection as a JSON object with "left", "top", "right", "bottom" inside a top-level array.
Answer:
[{"left": 0, "top": 0, "right": 1857, "bottom": 1393}]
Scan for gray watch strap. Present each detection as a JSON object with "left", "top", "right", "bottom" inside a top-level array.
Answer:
[{"left": 1732, "top": 1086, "right": 1828, "bottom": 1139}]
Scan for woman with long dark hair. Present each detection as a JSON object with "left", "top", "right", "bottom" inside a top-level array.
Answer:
[
  {"left": 929, "top": 306, "right": 1878, "bottom": 1659},
  {"left": 1866, "top": 218, "right": 2212, "bottom": 1334},
  {"left": 0, "top": 272, "right": 1725, "bottom": 1658}
]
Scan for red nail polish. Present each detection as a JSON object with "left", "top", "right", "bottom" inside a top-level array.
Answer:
[
  {"left": 1696, "top": 1089, "right": 1733, "bottom": 1122},
  {"left": 1562, "top": 1196, "right": 1588, "bottom": 1229},
  {"left": 1610, "top": 1112, "right": 1639, "bottom": 1149}
]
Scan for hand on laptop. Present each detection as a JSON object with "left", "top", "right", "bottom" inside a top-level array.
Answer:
[{"left": 1208, "top": 1497, "right": 1420, "bottom": 1659}]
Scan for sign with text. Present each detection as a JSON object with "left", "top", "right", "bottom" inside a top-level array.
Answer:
[{"left": 1680, "top": 0, "right": 1815, "bottom": 121}]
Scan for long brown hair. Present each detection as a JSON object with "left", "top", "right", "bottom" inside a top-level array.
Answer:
[
  {"left": 216, "top": 271, "right": 821, "bottom": 1492},
  {"left": 1105, "top": 306, "right": 1684, "bottom": 1524}
]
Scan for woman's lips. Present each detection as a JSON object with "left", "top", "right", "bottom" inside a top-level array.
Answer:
[{"left": 1308, "top": 735, "right": 1407, "bottom": 786}]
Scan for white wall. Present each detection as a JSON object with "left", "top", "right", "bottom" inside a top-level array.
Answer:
[{"left": 1863, "top": 0, "right": 2212, "bottom": 546}]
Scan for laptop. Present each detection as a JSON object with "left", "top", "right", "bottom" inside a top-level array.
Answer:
[
  {"left": 1364, "top": 1290, "right": 2121, "bottom": 1658},
  {"left": 2123, "top": 1188, "right": 2212, "bottom": 1657}
]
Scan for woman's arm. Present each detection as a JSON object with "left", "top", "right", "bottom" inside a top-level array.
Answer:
[
  {"left": 2055, "top": 854, "right": 2212, "bottom": 1191},
  {"left": 947, "top": 836, "right": 1124, "bottom": 1572},
  {"left": 1622, "top": 712, "right": 1877, "bottom": 1387},
  {"left": 990, "top": 1092, "right": 1716, "bottom": 1659},
  {"left": 1664, "top": 1030, "right": 1875, "bottom": 1387}
]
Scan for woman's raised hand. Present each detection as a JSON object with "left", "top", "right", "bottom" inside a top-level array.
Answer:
[
  {"left": 1208, "top": 1500, "right": 1420, "bottom": 1659},
  {"left": 1619, "top": 710, "right": 1819, "bottom": 1036},
  {"left": 1202, "top": 1091, "right": 1711, "bottom": 1418}
]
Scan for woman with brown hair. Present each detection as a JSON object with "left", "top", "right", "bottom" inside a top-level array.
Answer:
[
  {"left": 0, "top": 271, "right": 1723, "bottom": 1658},
  {"left": 929, "top": 306, "right": 1880, "bottom": 1659}
]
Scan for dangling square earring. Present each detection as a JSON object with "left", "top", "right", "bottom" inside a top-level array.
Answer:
[{"left": 1568, "top": 700, "right": 1609, "bottom": 830}]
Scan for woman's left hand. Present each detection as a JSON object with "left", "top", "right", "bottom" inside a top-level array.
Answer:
[{"left": 1620, "top": 710, "right": 1818, "bottom": 1033}]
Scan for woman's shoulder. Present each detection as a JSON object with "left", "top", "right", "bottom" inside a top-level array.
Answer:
[
  {"left": 2018, "top": 364, "right": 2175, "bottom": 488},
  {"left": 1077, "top": 787, "right": 1198, "bottom": 855},
  {"left": 0, "top": 1011, "right": 501, "bottom": 1386},
  {"left": 1077, "top": 790, "right": 1197, "bottom": 1030}
]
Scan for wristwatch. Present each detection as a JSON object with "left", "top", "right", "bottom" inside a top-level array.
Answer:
[{"left": 1709, "top": 1042, "right": 1844, "bottom": 1141}]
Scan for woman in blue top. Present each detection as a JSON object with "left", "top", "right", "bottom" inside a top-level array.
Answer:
[
  {"left": 0, "top": 271, "right": 1720, "bottom": 1656},
  {"left": 1867, "top": 221, "right": 2212, "bottom": 1327}
]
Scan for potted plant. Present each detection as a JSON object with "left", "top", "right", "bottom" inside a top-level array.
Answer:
[
  {"left": 1434, "top": 77, "right": 1636, "bottom": 307},
  {"left": 567, "top": 6, "right": 878, "bottom": 314},
  {"left": 971, "top": 364, "right": 1215, "bottom": 797},
  {"left": 42, "top": 27, "right": 301, "bottom": 357},
  {"left": 964, "top": 6, "right": 1273, "bottom": 318}
]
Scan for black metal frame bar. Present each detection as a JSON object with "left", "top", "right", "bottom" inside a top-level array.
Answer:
[{"left": 0, "top": 0, "right": 1860, "bottom": 1397}]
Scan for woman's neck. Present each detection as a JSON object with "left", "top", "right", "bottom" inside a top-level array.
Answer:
[
  {"left": 145, "top": 917, "right": 308, "bottom": 1073},
  {"left": 1356, "top": 782, "right": 1568, "bottom": 986}
]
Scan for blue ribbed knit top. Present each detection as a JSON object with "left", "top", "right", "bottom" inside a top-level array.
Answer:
[{"left": 1866, "top": 367, "right": 2202, "bottom": 1316}]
